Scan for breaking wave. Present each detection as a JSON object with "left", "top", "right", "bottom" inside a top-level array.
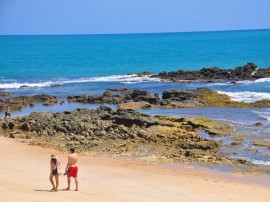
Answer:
[
  {"left": 238, "top": 78, "right": 270, "bottom": 85},
  {"left": 217, "top": 91, "right": 270, "bottom": 103},
  {"left": 0, "top": 74, "right": 161, "bottom": 89}
]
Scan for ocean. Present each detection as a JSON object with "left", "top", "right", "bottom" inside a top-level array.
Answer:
[{"left": 1, "top": 29, "right": 270, "bottom": 165}]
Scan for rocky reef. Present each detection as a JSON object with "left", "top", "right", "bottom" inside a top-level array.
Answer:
[
  {"left": 154, "top": 63, "right": 270, "bottom": 82},
  {"left": 67, "top": 88, "right": 270, "bottom": 110},
  {"left": 2, "top": 87, "right": 270, "bottom": 114},
  {"left": 67, "top": 90, "right": 160, "bottom": 106},
  {"left": 119, "top": 88, "right": 270, "bottom": 109},
  {"left": 0, "top": 107, "right": 239, "bottom": 165},
  {"left": 0, "top": 91, "right": 11, "bottom": 96},
  {"left": 0, "top": 94, "right": 59, "bottom": 112}
]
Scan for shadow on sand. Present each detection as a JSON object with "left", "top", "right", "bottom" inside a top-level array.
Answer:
[{"left": 34, "top": 189, "right": 68, "bottom": 192}]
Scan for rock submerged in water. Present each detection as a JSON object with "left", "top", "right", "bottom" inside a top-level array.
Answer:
[
  {"left": 254, "top": 122, "right": 263, "bottom": 127},
  {"left": 42, "top": 99, "right": 58, "bottom": 106},
  {"left": 0, "top": 94, "right": 60, "bottom": 112},
  {"left": 67, "top": 89, "right": 160, "bottom": 105},
  {"left": 106, "top": 88, "right": 128, "bottom": 92},
  {"left": 136, "top": 71, "right": 153, "bottom": 77},
  {"left": 0, "top": 91, "right": 11, "bottom": 96},
  {"left": 20, "top": 85, "right": 29, "bottom": 88},
  {"left": 68, "top": 88, "right": 270, "bottom": 110},
  {"left": 233, "top": 134, "right": 246, "bottom": 141},
  {"left": 252, "top": 140, "right": 270, "bottom": 149}
]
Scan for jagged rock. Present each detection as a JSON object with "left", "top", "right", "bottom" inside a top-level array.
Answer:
[
  {"left": 136, "top": 72, "right": 153, "bottom": 77},
  {"left": 10, "top": 132, "right": 27, "bottom": 139},
  {"left": 106, "top": 88, "right": 128, "bottom": 92},
  {"left": 156, "top": 63, "right": 270, "bottom": 82},
  {"left": 252, "top": 140, "right": 270, "bottom": 149},
  {"left": 20, "top": 85, "right": 29, "bottom": 88},
  {"left": 237, "top": 158, "right": 247, "bottom": 164},
  {"left": 29, "top": 102, "right": 35, "bottom": 107},
  {"left": 43, "top": 99, "right": 58, "bottom": 106},
  {"left": 2, "top": 123, "right": 8, "bottom": 129},
  {"left": 103, "top": 91, "right": 120, "bottom": 97},
  {"left": 20, "top": 122, "right": 32, "bottom": 131},
  {"left": 255, "top": 122, "right": 263, "bottom": 126},
  {"left": 233, "top": 134, "right": 245, "bottom": 141},
  {"left": 67, "top": 89, "right": 159, "bottom": 106},
  {"left": 231, "top": 142, "right": 243, "bottom": 146},
  {"left": 0, "top": 107, "right": 224, "bottom": 164},
  {"left": 0, "top": 91, "right": 11, "bottom": 96},
  {"left": 8, "top": 122, "right": 15, "bottom": 129},
  {"left": 0, "top": 94, "right": 59, "bottom": 112}
]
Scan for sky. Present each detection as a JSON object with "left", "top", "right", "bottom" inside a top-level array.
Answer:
[{"left": 0, "top": 0, "right": 270, "bottom": 35}]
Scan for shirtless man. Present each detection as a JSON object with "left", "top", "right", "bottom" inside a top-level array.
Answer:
[{"left": 65, "top": 148, "right": 79, "bottom": 191}]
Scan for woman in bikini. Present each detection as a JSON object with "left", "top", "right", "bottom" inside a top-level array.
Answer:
[{"left": 49, "top": 154, "right": 60, "bottom": 191}]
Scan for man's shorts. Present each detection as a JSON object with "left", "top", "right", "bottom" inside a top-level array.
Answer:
[{"left": 67, "top": 166, "right": 78, "bottom": 178}]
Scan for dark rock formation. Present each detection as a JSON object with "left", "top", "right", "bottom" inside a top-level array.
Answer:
[
  {"left": 136, "top": 72, "right": 153, "bottom": 77},
  {"left": 155, "top": 63, "right": 270, "bottom": 82},
  {"left": 0, "top": 91, "right": 11, "bottom": 96},
  {"left": 0, "top": 94, "right": 60, "bottom": 112},
  {"left": 128, "top": 90, "right": 160, "bottom": 104},
  {"left": 0, "top": 107, "right": 226, "bottom": 164},
  {"left": 67, "top": 92, "right": 122, "bottom": 104},
  {"left": 254, "top": 122, "right": 263, "bottom": 127},
  {"left": 161, "top": 88, "right": 270, "bottom": 108},
  {"left": 67, "top": 89, "right": 160, "bottom": 105},
  {"left": 106, "top": 88, "right": 128, "bottom": 92}
]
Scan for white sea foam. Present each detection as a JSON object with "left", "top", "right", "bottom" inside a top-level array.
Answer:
[
  {"left": 250, "top": 159, "right": 270, "bottom": 166},
  {"left": 217, "top": 91, "right": 270, "bottom": 103},
  {"left": 254, "top": 78, "right": 270, "bottom": 83},
  {"left": 0, "top": 81, "right": 61, "bottom": 89},
  {"left": 253, "top": 110, "right": 270, "bottom": 121},
  {"left": 0, "top": 74, "right": 161, "bottom": 89},
  {"left": 207, "top": 82, "right": 236, "bottom": 86}
]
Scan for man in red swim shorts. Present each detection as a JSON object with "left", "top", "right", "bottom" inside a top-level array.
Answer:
[{"left": 65, "top": 148, "right": 79, "bottom": 191}]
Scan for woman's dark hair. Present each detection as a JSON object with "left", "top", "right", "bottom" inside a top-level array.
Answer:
[
  {"left": 51, "top": 158, "right": 57, "bottom": 165},
  {"left": 70, "top": 148, "right": 75, "bottom": 153}
]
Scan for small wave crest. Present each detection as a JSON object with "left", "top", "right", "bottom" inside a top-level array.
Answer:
[
  {"left": 250, "top": 159, "right": 270, "bottom": 166},
  {"left": 253, "top": 110, "right": 270, "bottom": 121},
  {"left": 0, "top": 74, "right": 160, "bottom": 89},
  {"left": 0, "top": 81, "right": 61, "bottom": 89},
  {"left": 217, "top": 91, "right": 270, "bottom": 103},
  {"left": 238, "top": 78, "right": 270, "bottom": 85}
]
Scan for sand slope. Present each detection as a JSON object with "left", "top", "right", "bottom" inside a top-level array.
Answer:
[{"left": 0, "top": 136, "right": 269, "bottom": 202}]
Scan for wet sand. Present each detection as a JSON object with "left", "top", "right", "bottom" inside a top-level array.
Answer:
[{"left": 0, "top": 136, "right": 269, "bottom": 202}]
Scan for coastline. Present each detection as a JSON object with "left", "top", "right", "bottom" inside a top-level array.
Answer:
[
  {"left": 1, "top": 136, "right": 270, "bottom": 202},
  {"left": 1, "top": 86, "right": 270, "bottom": 168},
  {"left": 1, "top": 63, "right": 270, "bottom": 199},
  {"left": 1, "top": 28, "right": 270, "bottom": 201}
]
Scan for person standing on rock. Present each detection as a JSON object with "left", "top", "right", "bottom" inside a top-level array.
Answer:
[
  {"left": 65, "top": 148, "right": 79, "bottom": 191},
  {"left": 4, "top": 105, "right": 11, "bottom": 119},
  {"left": 49, "top": 154, "right": 60, "bottom": 191}
]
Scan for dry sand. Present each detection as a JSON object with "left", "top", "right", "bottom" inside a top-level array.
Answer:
[{"left": 0, "top": 136, "right": 269, "bottom": 202}]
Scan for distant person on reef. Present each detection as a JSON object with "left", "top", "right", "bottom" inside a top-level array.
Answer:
[
  {"left": 49, "top": 154, "right": 60, "bottom": 192},
  {"left": 65, "top": 148, "right": 79, "bottom": 191},
  {"left": 4, "top": 105, "right": 11, "bottom": 119}
]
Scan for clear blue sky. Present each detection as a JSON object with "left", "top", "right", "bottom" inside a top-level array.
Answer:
[{"left": 0, "top": 0, "right": 269, "bottom": 35}]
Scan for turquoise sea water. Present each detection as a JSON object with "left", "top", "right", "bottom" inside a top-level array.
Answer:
[
  {"left": 1, "top": 29, "right": 270, "bottom": 165},
  {"left": 1, "top": 29, "right": 270, "bottom": 79},
  {"left": 1, "top": 29, "right": 270, "bottom": 98}
]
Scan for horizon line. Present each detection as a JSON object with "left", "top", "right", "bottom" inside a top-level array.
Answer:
[{"left": 0, "top": 28, "right": 269, "bottom": 37}]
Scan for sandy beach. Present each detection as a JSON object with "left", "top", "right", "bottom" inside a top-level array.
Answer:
[{"left": 0, "top": 136, "right": 269, "bottom": 202}]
